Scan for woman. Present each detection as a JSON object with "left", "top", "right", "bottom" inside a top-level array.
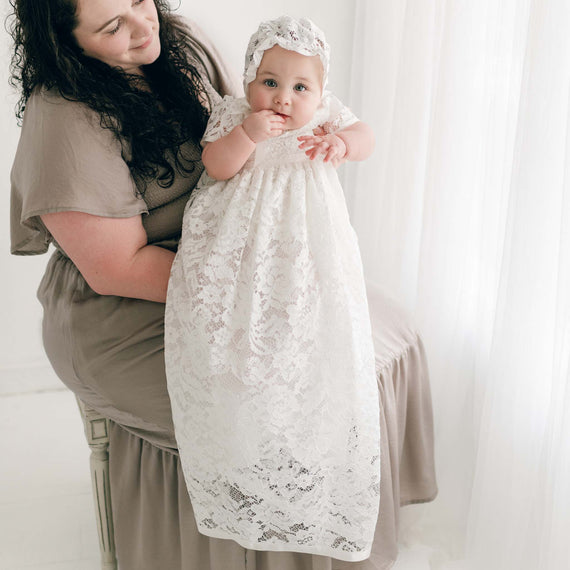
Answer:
[{"left": 9, "top": 2, "right": 439, "bottom": 569}]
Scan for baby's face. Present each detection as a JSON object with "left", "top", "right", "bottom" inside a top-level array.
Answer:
[{"left": 247, "top": 45, "right": 323, "bottom": 131}]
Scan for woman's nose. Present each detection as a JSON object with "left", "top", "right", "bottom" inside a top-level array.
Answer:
[{"left": 131, "top": 16, "right": 153, "bottom": 39}]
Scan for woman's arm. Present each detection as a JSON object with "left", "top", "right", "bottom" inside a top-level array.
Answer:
[{"left": 41, "top": 211, "right": 174, "bottom": 303}]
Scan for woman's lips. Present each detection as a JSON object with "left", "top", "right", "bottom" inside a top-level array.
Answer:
[{"left": 133, "top": 35, "right": 153, "bottom": 50}]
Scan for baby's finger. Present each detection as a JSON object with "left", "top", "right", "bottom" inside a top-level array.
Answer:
[
  {"left": 324, "top": 146, "right": 339, "bottom": 163},
  {"left": 313, "top": 141, "right": 328, "bottom": 158},
  {"left": 297, "top": 135, "right": 321, "bottom": 149},
  {"left": 304, "top": 144, "right": 320, "bottom": 159},
  {"left": 307, "top": 142, "right": 328, "bottom": 160},
  {"left": 304, "top": 142, "right": 328, "bottom": 156},
  {"left": 297, "top": 138, "right": 313, "bottom": 150}
]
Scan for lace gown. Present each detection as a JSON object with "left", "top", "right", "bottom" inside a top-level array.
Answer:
[{"left": 165, "top": 92, "right": 381, "bottom": 562}]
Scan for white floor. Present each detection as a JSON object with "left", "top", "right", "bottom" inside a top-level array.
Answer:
[{"left": 0, "top": 370, "right": 101, "bottom": 570}]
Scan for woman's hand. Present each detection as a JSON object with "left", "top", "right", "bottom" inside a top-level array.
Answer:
[
  {"left": 242, "top": 110, "right": 285, "bottom": 143},
  {"left": 297, "top": 132, "right": 347, "bottom": 167}
]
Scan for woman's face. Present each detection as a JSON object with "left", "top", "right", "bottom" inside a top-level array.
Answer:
[{"left": 73, "top": 0, "right": 161, "bottom": 74}]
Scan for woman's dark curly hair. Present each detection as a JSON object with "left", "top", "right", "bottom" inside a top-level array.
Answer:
[{"left": 8, "top": 0, "right": 211, "bottom": 193}]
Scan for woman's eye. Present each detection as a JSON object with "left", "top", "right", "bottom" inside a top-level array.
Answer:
[
  {"left": 108, "top": 20, "right": 122, "bottom": 35},
  {"left": 264, "top": 79, "right": 277, "bottom": 88},
  {"left": 294, "top": 84, "right": 307, "bottom": 92}
]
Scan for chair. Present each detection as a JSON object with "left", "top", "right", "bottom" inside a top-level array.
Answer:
[{"left": 76, "top": 398, "right": 118, "bottom": 570}]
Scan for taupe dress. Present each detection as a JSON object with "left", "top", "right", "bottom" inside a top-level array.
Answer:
[{"left": 10, "top": 23, "right": 437, "bottom": 570}]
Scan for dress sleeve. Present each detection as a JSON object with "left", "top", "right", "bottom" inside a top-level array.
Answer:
[
  {"left": 201, "top": 96, "right": 250, "bottom": 145},
  {"left": 319, "top": 91, "right": 360, "bottom": 134},
  {"left": 10, "top": 90, "right": 148, "bottom": 255}
]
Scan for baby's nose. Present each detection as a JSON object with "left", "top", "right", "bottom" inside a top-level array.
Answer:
[{"left": 274, "top": 89, "right": 291, "bottom": 105}]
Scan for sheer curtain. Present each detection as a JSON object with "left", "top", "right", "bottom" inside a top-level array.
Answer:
[{"left": 344, "top": 1, "right": 570, "bottom": 569}]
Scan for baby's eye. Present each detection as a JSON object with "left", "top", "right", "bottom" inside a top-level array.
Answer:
[
  {"left": 294, "top": 84, "right": 307, "bottom": 92},
  {"left": 263, "top": 79, "right": 278, "bottom": 88}
]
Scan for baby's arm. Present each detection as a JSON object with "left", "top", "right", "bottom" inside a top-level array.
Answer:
[
  {"left": 202, "top": 126, "right": 255, "bottom": 181},
  {"left": 202, "top": 110, "right": 285, "bottom": 180},
  {"left": 297, "top": 121, "right": 375, "bottom": 167}
]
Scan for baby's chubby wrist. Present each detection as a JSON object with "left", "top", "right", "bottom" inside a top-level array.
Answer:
[
  {"left": 241, "top": 110, "right": 286, "bottom": 144},
  {"left": 237, "top": 123, "right": 258, "bottom": 146},
  {"left": 333, "top": 132, "right": 350, "bottom": 160}
]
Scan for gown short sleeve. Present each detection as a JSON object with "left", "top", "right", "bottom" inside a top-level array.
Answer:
[
  {"left": 10, "top": 89, "right": 148, "bottom": 255},
  {"left": 201, "top": 95, "right": 250, "bottom": 145}
]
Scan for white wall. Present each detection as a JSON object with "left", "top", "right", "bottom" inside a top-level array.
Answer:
[{"left": 0, "top": 1, "right": 355, "bottom": 390}]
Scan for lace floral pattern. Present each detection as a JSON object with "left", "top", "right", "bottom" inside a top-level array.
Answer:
[
  {"left": 165, "top": 93, "right": 380, "bottom": 562},
  {"left": 201, "top": 94, "right": 249, "bottom": 145}
]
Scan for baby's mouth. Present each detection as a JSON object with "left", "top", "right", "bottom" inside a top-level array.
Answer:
[{"left": 275, "top": 112, "right": 289, "bottom": 119}]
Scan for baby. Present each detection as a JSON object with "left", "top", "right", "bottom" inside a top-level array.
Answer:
[
  {"left": 165, "top": 16, "right": 381, "bottom": 562},
  {"left": 203, "top": 39, "right": 372, "bottom": 177}
]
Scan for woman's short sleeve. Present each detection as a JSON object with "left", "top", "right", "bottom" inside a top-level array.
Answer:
[
  {"left": 10, "top": 90, "right": 148, "bottom": 255},
  {"left": 201, "top": 96, "right": 250, "bottom": 145}
]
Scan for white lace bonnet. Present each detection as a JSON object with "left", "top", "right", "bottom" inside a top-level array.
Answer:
[{"left": 243, "top": 16, "right": 330, "bottom": 92}]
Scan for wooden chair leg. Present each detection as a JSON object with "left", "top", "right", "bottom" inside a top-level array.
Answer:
[{"left": 76, "top": 398, "right": 118, "bottom": 570}]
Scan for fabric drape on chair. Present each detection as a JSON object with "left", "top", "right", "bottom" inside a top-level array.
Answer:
[{"left": 344, "top": 1, "right": 570, "bottom": 568}]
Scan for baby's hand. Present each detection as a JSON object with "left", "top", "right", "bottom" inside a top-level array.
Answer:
[
  {"left": 297, "top": 132, "right": 347, "bottom": 167},
  {"left": 242, "top": 110, "right": 285, "bottom": 143}
]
